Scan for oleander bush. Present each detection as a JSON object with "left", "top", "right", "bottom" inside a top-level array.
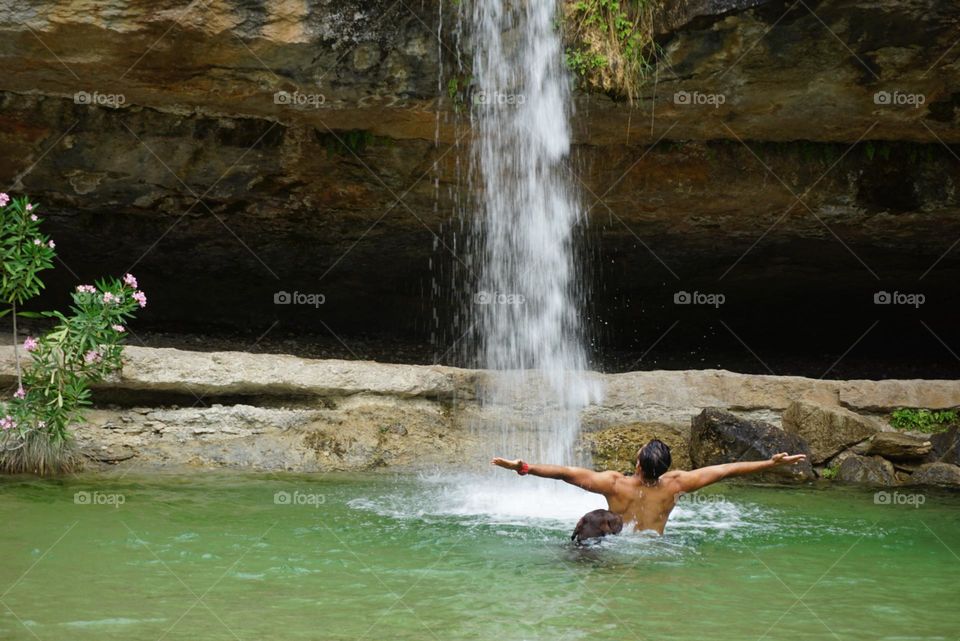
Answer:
[{"left": 0, "top": 193, "right": 147, "bottom": 474}]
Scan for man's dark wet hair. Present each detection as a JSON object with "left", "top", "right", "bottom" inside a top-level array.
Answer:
[{"left": 636, "top": 439, "right": 672, "bottom": 482}]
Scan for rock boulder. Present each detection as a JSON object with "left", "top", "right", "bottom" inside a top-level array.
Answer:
[
  {"left": 690, "top": 408, "right": 814, "bottom": 481},
  {"left": 581, "top": 422, "right": 691, "bottom": 475},
  {"left": 930, "top": 427, "right": 960, "bottom": 466},
  {"left": 781, "top": 401, "right": 881, "bottom": 464},
  {"left": 910, "top": 462, "right": 960, "bottom": 487},
  {"left": 837, "top": 455, "right": 897, "bottom": 486},
  {"left": 865, "top": 432, "right": 933, "bottom": 461}
]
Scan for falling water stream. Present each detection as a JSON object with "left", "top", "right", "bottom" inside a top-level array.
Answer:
[{"left": 456, "top": 0, "right": 601, "bottom": 515}]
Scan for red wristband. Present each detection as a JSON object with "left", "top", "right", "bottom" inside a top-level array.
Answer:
[{"left": 518, "top": 462, "right": 530, "bottom": 476}]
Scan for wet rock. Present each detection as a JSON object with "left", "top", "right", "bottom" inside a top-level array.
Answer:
[
  {"left": 826, "top": 449, "right": 859, "bottom": 471},
  {"left": 76, "top": 398, "right": 476, "bottom": 472},
  {"left": 0, "top": 1, "right": 957, "bottom": 345},
  {"left": 910, "top": 462, "right": 960, "bottom": 486},
  {"left": 690, "top": 408, "right": 814, "bottom": 481},
  {"left": 930, "top": 427, "right": 960, "bottom": 466},
  {"left": 106, "top": 346, "right": 468, "bottom": 399},
  {"left": 865, "top": 432, "right": 933, "bottom": 461},
  {"left": 892, "top": 461, "right": 924, "bottom": 474},
  {"left": 837, "top": 455, "right": 897, "bottom": 486},
  {"left": 782, "top": 401, "right": 881, "bottom": 464},
  {"left": 835, "top": 382, "right": 960, "bottom": 414},
  {"left": 580, "top": 422, "right": 691, "bottom": 475},
  {"left": 81, "top": 445, "right": 137, "bottom": 464},
  {"left": 3, "top": 342, "right": 957, "bottom": 473}
]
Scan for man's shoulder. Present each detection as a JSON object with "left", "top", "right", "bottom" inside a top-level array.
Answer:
[
  {"left": 599, "top": 469, "right": 627, "bottom": 484},
  {"left": 658, "top": 471, "right": 688, "bottom": 491}
]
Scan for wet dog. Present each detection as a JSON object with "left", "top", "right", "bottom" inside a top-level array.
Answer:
[{"left": 571, "top": 509, "right": 623, "bottom": 546}]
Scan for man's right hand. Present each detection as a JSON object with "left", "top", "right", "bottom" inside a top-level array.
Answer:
[
  {"left": 770, "top": 452, "right": 807, "bottom": 467},
  {"left": 491, "top": 457, "right": 523, "bottom": 471}
]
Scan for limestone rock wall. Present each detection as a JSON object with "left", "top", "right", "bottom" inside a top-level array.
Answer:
[
  {"left": 1, "top": 345, "right": 957, "bottom": 474},
  {"left": 0, "top": 1, "right": 958, "bottom": 373}
]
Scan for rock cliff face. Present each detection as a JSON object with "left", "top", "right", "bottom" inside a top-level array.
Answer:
[
  {"left": 2, "top": 345, "right": 958, "bottom": 475},
  {"left": 0, "top": 0, "right": 959, "bottom": 374}
]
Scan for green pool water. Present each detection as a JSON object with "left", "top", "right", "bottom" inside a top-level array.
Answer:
[{"left": 1, "top": 472, "right": 957, "bottom": 641}]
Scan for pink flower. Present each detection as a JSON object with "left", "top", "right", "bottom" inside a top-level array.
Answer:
[
  {"left": 13, "top": 387, "right": 25, "bottom": 399},
  {"left": 123, "top": 273, "right": 138, "bottom": 288},
  {"left": 76, "top": 284, "right": 97, "bottom": 294},
  {"left": 102, "top": 292, "right": 119, "bottom": 304},
  {"left": 33, "top": 238, "right": 41, "bottom": 246},
  {"left": 23, "top": 336, "right": 37, "bottom": 352},
  {"left": 0, "top": 415, "right": 15, "bottom": 430},
  {"left": 111, "top": 324, "right": 125, "bottom": 333},
  {"left": 25, "top": 204, "right": 33, "bottom": 212},
  {"left": 84, "top": 350, "right": 102, "bottom": 364},
  {"left": 48, "top": 240, "right": 55, "bottom": 249},
  {"left": 133, "top": 291, "right": 147, "bottom": 308},
  {"left": 0, "top": 193, "right": 8, "bottom": 207},
  {"left": 30, "top": 214, "right": 38, "bottom": 221}
]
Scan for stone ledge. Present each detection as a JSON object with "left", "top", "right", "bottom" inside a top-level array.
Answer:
[
  {"left": 2, "top": 346, "right": 958, "bottom": 413},
  {"left": 0, "top": 345, "right": 476, "bottom": 400}
]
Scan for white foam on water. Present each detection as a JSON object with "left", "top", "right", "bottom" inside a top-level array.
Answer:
[
  {"left": 61, "top": 618, "right": 168, "bottom": 628},
  {"left": 427, "top": 476, "right": 606, "bottom": 527},
  {"left": 348, "top": 476, "right": 771, "bottom": 543}
]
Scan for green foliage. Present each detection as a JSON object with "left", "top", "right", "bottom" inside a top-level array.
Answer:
[
  {"left": 0, "top": 194, "right": 147, "bottom": 475},
  {"left": 563, "top": 0, "right": 660, "bottom": 102},
  {"left": 889, "top": 408, "right": 957, "bottom": 433},
  {"left": 565, "top": 48, "right": 607, "bottom": 77},
  {"left": 0, "top": 195, "right": 56, "bottom": 308},
  {"left": 446, "top": 75, "right": 473, "bottom": 112},
  {"left": 819, "top": 467, "right": 838, "bottom": 480}
]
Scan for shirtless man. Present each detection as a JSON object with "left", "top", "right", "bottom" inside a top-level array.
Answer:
[{"left": 492, "top": 439, "right": 807, "bottom": 535}]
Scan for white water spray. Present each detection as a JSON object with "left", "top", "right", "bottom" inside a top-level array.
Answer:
[{"left": 462, "top": 0, "right": 601, "bottom": 511}]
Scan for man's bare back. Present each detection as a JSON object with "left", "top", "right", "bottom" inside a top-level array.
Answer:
[
  {"left": 602, "top": 472, "right": 684, "bottom": 534},
  {"left": 493, "top": 439, "right": 807, "bottom": 535}
]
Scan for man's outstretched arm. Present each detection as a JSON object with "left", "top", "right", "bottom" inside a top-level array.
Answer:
[
  {"left": 674, "top": 452, "right": 807, "bottom": 493},
  {"left": 491, "top": 457, "right": 619, "bottom": 495}
]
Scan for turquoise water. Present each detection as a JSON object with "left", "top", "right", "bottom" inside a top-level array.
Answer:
[{"left": 1, "top": 473, "right": 958, "bottom": 640}]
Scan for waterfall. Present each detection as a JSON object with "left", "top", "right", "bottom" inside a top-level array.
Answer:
[{"left": 467, "top": 0, "right": 600, "bottom": 471}]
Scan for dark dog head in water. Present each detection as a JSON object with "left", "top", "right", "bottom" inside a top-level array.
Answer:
[{"left": 571, "top": 509, "right": 623, "bottom": 546}]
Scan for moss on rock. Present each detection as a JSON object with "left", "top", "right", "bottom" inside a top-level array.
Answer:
[{"left": 580, "top": 421, "right": 690, "bottom": 474}]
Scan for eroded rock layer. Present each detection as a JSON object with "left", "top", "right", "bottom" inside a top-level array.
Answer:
[
  {"left": 0, "top": 0, "right": 958, "bottom": 374},
  {"left": 1, "top": 345, "right": 958, "bottom": 479}
]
